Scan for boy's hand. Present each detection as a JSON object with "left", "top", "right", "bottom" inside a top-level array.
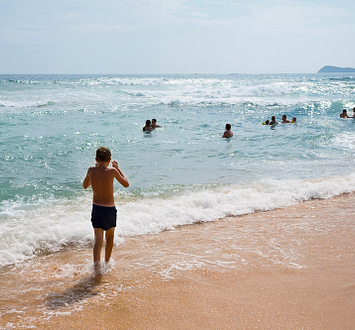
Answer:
[
  {"left": 111, "top": 159, "right": 129, "bottom": 187},
  {"left": 112, "top": 160, "right": 119, "bottom": 169}
]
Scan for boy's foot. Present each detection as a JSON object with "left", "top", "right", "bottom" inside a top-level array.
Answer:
[{"left": 93, "top": 261, "right": 103, "bottom": 275}]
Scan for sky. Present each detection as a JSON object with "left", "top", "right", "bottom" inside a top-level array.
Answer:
[{"left": 0, "top": 0, "right": 355, "bottom": 74}]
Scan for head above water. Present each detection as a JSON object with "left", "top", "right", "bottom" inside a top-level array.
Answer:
[
  {"left": 96, "top": 147, "right": 111, "bottom": 163},
  {"left": 152, "top": 119, "right": 157, "bottom": 124},
  {"left": 145, "top": 120, "right": 151, "bottom": 126},
  {"left": 225, "top": 123, "right": 231, "bottom": 130}
]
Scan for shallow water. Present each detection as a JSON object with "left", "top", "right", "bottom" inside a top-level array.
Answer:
[{"left": 1, "top": 73, "right": 355, "bottom": 267}]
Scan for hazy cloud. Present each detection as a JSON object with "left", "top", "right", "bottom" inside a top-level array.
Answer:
[{"left": 0, "top": 0, "right": 354, "bottom": 73}]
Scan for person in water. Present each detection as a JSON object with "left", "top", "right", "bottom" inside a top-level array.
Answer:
[
  {"left": 340, "top": 109, "right": 350, "bottom": 118},
  {"left": 151, "top": 119, "right": 161, "bottom": 128},
  {"left": 222, "top": 123, "right": 233, "bottom": 138},
  {"left": 270, "top": 116, "right": 278, "bottom": 125},
  {"left": 143, "top": 120, "right": 153, "bottom": 131},
  {"left": 83, "top": 147, "right": 129, "bottom": 272},
  {"left": 281, "top": 115, "right": 291, "bottom": 123},
  {"left": 291, "top": 117, "right": 297, "bottom": 123}
]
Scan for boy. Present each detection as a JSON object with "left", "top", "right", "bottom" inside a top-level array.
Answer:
[
  {"left": 340, "top": 109, "right": 350, "bottom": 118},
  {"left": 151, "top": 118, "right": 161, "bottom": 128},
  {"left": 281, "top": 115, "right": 291, "bottom": 123},
  {"left": 83, "top": 147, "right": 129, "bottom": 271}
]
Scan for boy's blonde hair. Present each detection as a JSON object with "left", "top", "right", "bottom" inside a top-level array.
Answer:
[{"left": 96, "top": 147, "right": 111, "bottom": 162}]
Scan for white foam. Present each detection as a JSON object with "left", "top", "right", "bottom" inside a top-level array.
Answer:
[
  {"left": 1, "top": 174, "right": 355, "bottom": 268},
  {"left": 115, "top": 175, "right": 355, "bottom": 238},
  {"left": 96, "top": 77, "right": 322, "bottom": 108},
  {"left": 0, "top": 197, "right": 94, "bottom": 267}
]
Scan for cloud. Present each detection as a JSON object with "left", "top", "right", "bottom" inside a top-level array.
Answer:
[
  {"left": 1, "top": 1, "right": 349, "bottom": 39},
  {"left": 159, "top": 2, "right": 353, "bottom": 47},
  {"left": 1, "top": 0, "right": 355, "bottom": 73}
]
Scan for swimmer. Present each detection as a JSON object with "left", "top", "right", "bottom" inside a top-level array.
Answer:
[
  {"left": 340, "top": 109, "right": 350, "bottom": 118},
  {"left": 151, "top": 118, "right": 161, "bottom": 129},
  {"left": 291, "top": 117, "right": 297, "bottom": 123},
  {"left": 222, "top": 123, "right": 233, "bottom": 138},
  {"left": 270, "top": 116, "right": 278, "bottom": 125},
  {"left": 281, "top": 115, "right": 291, "bottom": 123},
  {"left": 143, "top": 120, "right": 153, "bottom": 131},
  {"left": 83, "top": 147, "right": 129, "bottom": 273},
  {"left": 262, "top": 119, "right": 270, "bottom": 125}
]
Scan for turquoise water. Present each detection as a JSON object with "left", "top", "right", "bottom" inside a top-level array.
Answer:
[{"left": 1, "top": 73, "right": 355, "bottom": 267}]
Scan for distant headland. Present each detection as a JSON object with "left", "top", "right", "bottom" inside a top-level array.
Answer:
[{"left": 318, "top": 65, "right": 355, "bottom": 73}]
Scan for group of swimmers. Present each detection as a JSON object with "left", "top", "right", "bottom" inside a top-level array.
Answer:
[
  {"left": 143, "top": 118, "right": 161, "bottom": 131},
  {"left": 222, "top": 114, "right": 297, "bottom": 139},
  {"left": 262, "top": 114, "right": 297, "bottom": 126},
  {"left": 145, "top": 107, "right": 354, "bottom": 139},
  {"left": 143, "top": 116, "right": 297, "bottom": 139},
  {"left": 340, "top": 107, "right": 355, "bottom": 118}
]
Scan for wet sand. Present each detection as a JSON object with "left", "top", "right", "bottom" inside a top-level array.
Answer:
[{"left": 1, "top": 194, "right": 355, "bottom": 329}]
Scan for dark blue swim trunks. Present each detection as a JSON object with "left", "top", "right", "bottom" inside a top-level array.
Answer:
[{"left": 91, "top": 204, "right": 117, "bottom": 231}]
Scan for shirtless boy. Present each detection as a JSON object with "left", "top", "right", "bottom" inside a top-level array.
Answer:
[
  {"left": 340, "top": 109, "right": 350, "bottom": 118},
  {"left": 281, "top": 115, "right": 291, "bottom": 123},
  {"left": 83, "top": 147, "right": 129, "bottom": 271},
  {"left": 151, "top": 118, "right": 161, "bottom": 128}
]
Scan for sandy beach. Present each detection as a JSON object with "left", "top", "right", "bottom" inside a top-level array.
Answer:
[{"left": 1, "top": 194, "right": 355, "bottom": 329}]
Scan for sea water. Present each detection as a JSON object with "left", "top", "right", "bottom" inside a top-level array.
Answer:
[{"left": 1, "top": 73, "right": 355, "bottom": 268}]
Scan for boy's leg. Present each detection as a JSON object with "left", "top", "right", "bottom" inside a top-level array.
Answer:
[
  {"left": 93, "top": 228, "right": 104, "bottom": 267},
  {"left": 105, "top": 227, "right": 115, "bottom": 263}
]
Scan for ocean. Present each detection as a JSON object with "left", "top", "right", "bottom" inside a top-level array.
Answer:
[{"left": 1, "top": 73, "right": 355, "bottom": 268}]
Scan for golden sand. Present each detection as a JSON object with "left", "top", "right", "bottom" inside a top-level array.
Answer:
[{"left": 1, "top": 194, "right": 355, "bottom": 329}]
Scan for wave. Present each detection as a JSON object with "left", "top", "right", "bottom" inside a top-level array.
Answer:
[
  {"left": 329, "top": 76, "right": 355, "bottom": 81},
  {"left": 2, "top": 79, "right": 42, "bottom": 84},
  {"left": 0, "top": 100, "right": 54, "bottom": 108},
  {"left": 1, "top": 174, "right": 355, "bottom": 268}
]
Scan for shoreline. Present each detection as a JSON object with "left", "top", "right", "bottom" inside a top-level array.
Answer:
[{"left": 1, "top": 194, "right": 355, "bottom": 329}]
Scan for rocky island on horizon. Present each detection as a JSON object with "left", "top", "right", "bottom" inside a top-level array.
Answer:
[{"left": 318, "top": 65, "right": 355, "bottom": 73}]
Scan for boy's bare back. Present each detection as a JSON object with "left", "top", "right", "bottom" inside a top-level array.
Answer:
[
  {"left": 83, "top": 159, "right": 129, "bottom": 207},
  {"left": 83, "top": 147, "right": 129, "bottom": 268}
]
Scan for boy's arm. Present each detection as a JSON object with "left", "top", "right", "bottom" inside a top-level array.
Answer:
[
  {"left": 83, "top": 168, "right": 91, "bottom": 189},
  {"left": 112, "top": 160, "right": 129, "bottom": 187}
]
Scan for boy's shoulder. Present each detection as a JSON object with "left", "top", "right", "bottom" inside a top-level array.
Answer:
[
  {"left": 87, "top": 165, "right": 95, "bottom": 172},
  {"left": 88, "top": 164, "right": 112, "bottom": 173}
]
